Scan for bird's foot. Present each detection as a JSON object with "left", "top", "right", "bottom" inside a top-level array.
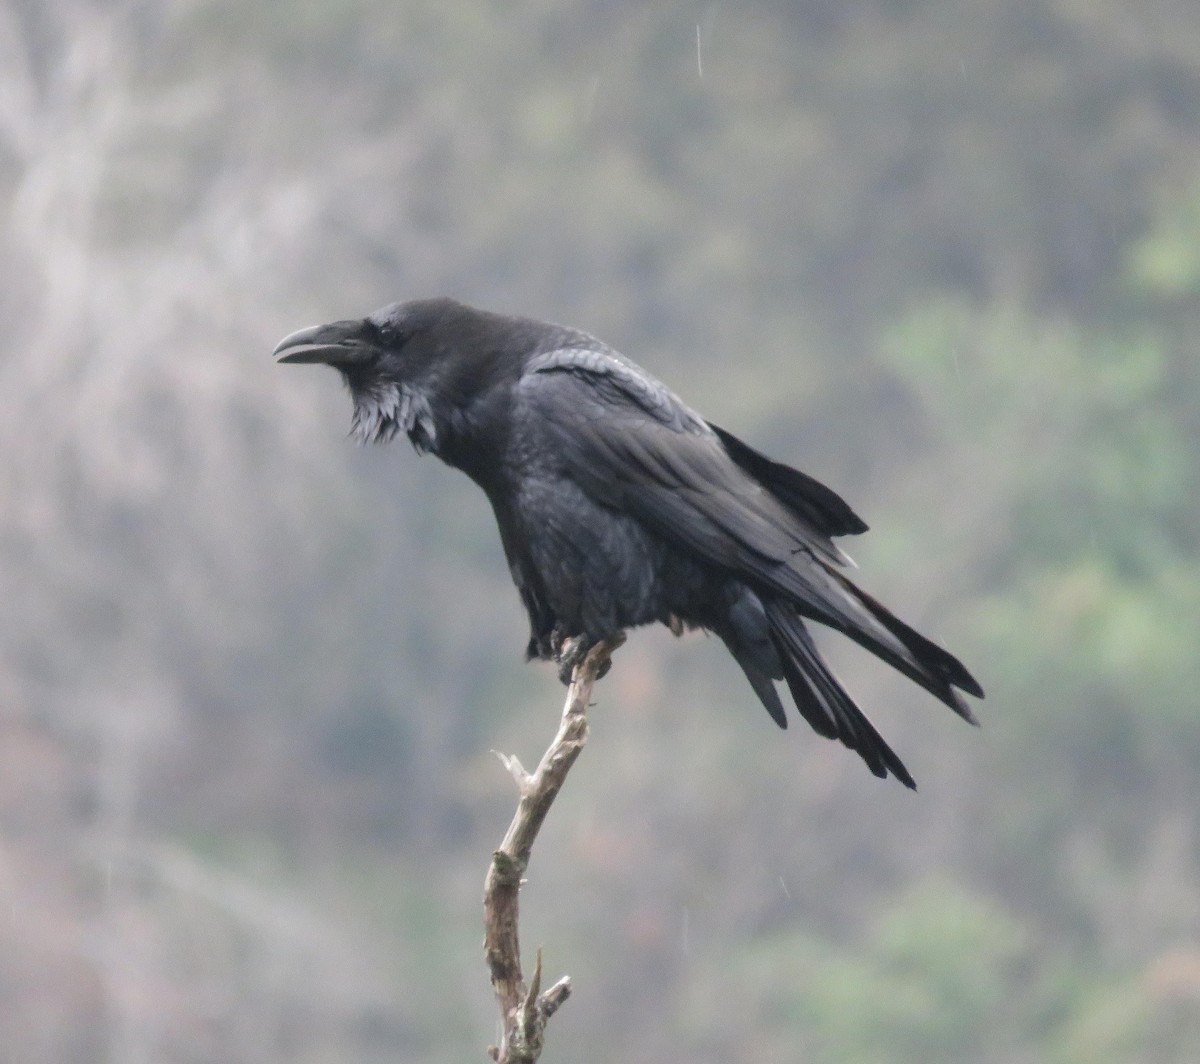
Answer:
[
  {"left": 556, "top": 636, "right": 588, "bottom": 685},
  {"left": 555, "top": 635, "right": 614, "bottom": 685}
]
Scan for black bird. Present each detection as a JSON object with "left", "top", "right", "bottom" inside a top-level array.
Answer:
[{"left": 274, "top": 298, "right": 982, "bottom": 788}]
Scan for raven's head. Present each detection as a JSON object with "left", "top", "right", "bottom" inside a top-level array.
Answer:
[{"left": 273, "top": 299, "right": 460, "bottom": 450}]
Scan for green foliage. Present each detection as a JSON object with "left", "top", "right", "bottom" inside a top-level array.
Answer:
[
  {"left": 682, "top": 879, "right": 1165, "bottom": 1064},
  {"left": 882, "top": 292, "right": 1199, "bottom": 745},
  {"left": 800, "top": 882, "right": 1062, "bottom": 1064},
  {"left": 1128, "top": 187, "right": 1200, "bottom": 299}
]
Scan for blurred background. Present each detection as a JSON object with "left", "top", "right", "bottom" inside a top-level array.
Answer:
[{"left": 2, "top": 1, "right": 1198, "bottom": 1061}]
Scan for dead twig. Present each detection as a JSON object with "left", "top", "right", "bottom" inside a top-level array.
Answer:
[{"left": 483, "top": 635, "right": 624, "bottom": 1063}]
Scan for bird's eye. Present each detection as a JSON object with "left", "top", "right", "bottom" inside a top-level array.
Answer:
[{"left": 374, "top": 320, "right": 407, "bottom": 348}]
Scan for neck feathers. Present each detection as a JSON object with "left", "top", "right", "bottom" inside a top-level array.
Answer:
[{"left": 350, "top": 380, "right": 437, "bottom": 453}]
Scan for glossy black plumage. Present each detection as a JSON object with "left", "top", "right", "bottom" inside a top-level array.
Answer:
[{"left": 275, "top": 297, "right": 983, "bottom": 788}]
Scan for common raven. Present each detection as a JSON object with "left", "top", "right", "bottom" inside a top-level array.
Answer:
[{"left": 275, "top": 298, "right": 982, "bottom": 787}]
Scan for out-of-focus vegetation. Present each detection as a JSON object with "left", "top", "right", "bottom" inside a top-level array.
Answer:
[{"left": 2, "top": 1, "right": 1198, "bottom": 1061}]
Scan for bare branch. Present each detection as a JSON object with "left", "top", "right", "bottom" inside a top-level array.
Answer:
[{"left": 482, "top": 635, "right": 624, "bottom": 1063}]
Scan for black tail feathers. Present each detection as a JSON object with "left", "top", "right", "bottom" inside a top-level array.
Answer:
[
  {"left": 716, "top": 578, "right": 983, "bottom": 788},
  {"left": 820, "top": 567, "right": 984, "bottom": 725},
  {"left": 764, "top": 599, "right": 917, "bottom": 788}
]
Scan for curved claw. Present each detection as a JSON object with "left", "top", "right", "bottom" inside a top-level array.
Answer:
[
  {"left": 555, "top": 637, "right": 589, "bottom": 685},
  {"left": 554, "top": 636, "right": 616, "bottom": 684}
]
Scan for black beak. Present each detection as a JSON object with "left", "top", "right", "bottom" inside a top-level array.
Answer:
[{"left": 273, "top": 319, "right": 374, "bottom": 366}]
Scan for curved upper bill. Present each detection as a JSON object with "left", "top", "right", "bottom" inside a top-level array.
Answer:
[{"left": 273, "top": 320, "right": 373, "bottom": 365}]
